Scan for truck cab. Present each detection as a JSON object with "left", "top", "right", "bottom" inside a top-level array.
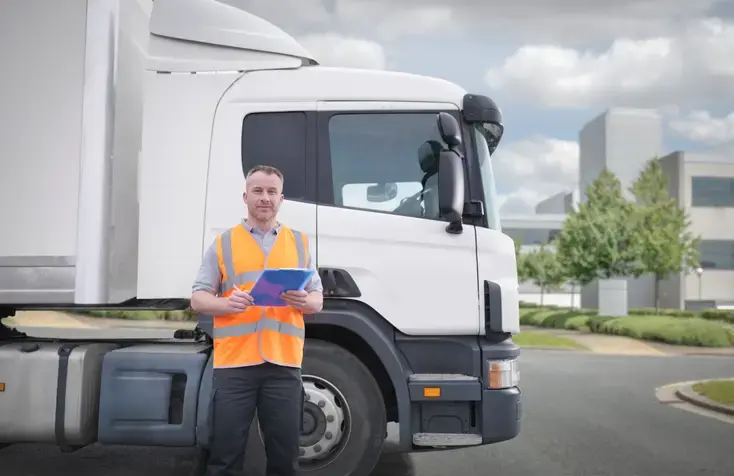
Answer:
[{"left": 0, "top": 0, "right": 521, "bottom": 475}]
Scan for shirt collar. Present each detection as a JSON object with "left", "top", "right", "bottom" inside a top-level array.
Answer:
[{"left": 242, "top": 218, "right": 281, "bottom": 235}]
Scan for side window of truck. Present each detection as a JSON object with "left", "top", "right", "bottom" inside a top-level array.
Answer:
[
  {"left": 324, "top": 111, "right": 452, "bottom": 220},
  {"left": 241, "top": 111, "right": 308, "bottom": 200}
]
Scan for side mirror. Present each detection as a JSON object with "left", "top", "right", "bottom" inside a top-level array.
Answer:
[
  {"left": 462, "top": 94, "right": 504, "bottom": 154},
  {"left": 435, "top": 113, "right": 465, "bottom": 234},
  {"left": 366, "top": 183, "right": 398, "bottom": 202}
]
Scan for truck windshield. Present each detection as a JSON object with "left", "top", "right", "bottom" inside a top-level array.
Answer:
[{"left": 472, "top": 124, "right": 502, "bottom": 230}]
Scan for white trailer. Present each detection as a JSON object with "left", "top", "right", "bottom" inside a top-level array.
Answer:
[{"left": 0, "top": 0, "right": 522, "bottom": 474}]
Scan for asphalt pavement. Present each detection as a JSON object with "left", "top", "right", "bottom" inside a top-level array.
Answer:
[{"left": 2, "top": 331, "right": 733, "bottom": 476}]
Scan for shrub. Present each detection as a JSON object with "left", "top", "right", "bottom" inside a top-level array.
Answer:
[
  {"left": 629, "top": 307, "right": 697, "bottom": 318},
  {"left": 564, "top": 315, "right": 591, "bottom": 331},
  {"left": 628, "top": 307, "right": 734, "bottom": 324},
  {"left": 519, "top": 308, "right": 592, "bottom": 329},
  {"left": 700, "top": 309, "right": 734, "bottom": 325},
  {"left": 521, "top": 305, "right": 733, "bottom": 348},
  {"left": 587, "top": 315, "right": 618, "bottom": 333},
  {"left": 599, "top": 316, "right": 732, "bottom": 348}
]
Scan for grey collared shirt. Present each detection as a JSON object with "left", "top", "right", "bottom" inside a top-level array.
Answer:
[{"left": 192, "top": 219, "right": 323, "bottom": 295}]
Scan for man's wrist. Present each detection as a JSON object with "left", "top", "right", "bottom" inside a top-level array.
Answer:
[{"left": 302, "top": 291, "right": 323, "bottom": 314}]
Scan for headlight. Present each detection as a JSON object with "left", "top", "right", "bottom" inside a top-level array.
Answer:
[{"left": 487, "top": 358, "right": 519, "bottom": 389}]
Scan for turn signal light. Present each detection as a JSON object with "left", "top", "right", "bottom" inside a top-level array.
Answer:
[{"left": 487, "top": 358, "right": 519, "bottom": 389}]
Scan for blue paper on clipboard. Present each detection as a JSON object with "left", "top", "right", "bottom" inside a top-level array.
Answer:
[{"left": 249, "top": 268, "right": 314, "bottom": 307}]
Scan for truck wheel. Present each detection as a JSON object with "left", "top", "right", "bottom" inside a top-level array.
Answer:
[{"left": 244, "top": 339, "right": 387, "bottom": 476}]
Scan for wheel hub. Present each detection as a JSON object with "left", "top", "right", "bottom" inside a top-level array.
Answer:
[
  {"left": 299, "top": 401, "right": 327, "bottom": 446},
  {"left": 255, "top": 375, "right": 352, "bottom": 468},
  {"left": 298, "top": 379, "right": 347, "bottom": 462}
]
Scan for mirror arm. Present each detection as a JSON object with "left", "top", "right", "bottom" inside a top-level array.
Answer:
[{"left": 445, "top": 220, "right": 463, "bottom": 235}]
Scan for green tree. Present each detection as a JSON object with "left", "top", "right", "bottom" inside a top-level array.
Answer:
[
  {"left": 629, "top": 157, "right": 701, "bottom": 310},
  {"left": 523, "top": 244, "right": 566, "bottom": 305},
  {"left": 556, "top": 168, "right": 644, "bottom": 286},
  {"left": 513, "top": 238, "right": 533, "bottom": 283}
]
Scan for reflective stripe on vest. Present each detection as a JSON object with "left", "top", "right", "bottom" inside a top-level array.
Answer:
[{"left": 212, "top": 223, "right": 310, "bottom": 369}]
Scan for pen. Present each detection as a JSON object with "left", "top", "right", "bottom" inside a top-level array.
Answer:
[{"left": 233, "top": 284, "right": 254, "bottom": 304}]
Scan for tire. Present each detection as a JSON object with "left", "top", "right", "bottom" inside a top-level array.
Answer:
[{"left": 244, "top": 339, "right": 387, "bottom": 476}]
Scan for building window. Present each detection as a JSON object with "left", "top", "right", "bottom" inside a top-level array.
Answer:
[
  {"left": 324, "top": 112, "right": 454, "bottom": 220},
  {"left": 698, "top": 240, "right": 734, "bottom": 270},
  {"left": 691, "top": 177, "right": 734, "bottom": 207},
  {"left": 241, "top": 112, "right": 309, "bottom": 200}
]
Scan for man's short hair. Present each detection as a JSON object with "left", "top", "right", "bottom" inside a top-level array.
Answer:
[{"left": 246, "top": 164, "right": 284, "bottom": 186}]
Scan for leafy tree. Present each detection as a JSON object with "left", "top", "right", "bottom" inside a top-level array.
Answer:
[
  {"left": 629, "top": 157, "right": 701, "bottom": 310},
  {"left": 513, "top": 238, "right": 533, "bottom": 283},
  {"left": 523, "top": 244, "right": 566, "bottom": 305},
  {"left": 556, "top": 168, "right": 645, "bottom": 286}
]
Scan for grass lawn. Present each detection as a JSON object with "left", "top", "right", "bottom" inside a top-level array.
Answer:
[
  {"left": 692, "top": 379, "right": 734, "bottom": 406},
  {"left": 513, "top": 331, "right": 587, "bottom": 350}
]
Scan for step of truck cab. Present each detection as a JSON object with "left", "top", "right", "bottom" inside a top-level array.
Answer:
[
  {"left": 412, "top": 432, "right": 483, "bottom": 447},
  {"left": 408, "top": 373, "right": 484, "bottom": 448}
]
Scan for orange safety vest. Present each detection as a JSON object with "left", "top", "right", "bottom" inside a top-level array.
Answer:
[{"left": 211, "top": 223, "right": 310, "bottom": 369}]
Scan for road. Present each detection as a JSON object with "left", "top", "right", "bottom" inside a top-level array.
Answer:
[{"left": 2, "top": 328, "right": 733, "bottom": 475}]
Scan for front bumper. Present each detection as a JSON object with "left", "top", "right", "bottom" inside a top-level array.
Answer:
[{"left": 481, "top": 386, "right": 521, "bottom": 444}]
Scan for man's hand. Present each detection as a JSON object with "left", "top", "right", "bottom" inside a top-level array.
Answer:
[
  {"left": 226, "top": 290, "right": 254, "bottom": 313},
  {"left": 280, "top": 290, "right": 308, "bottom": 310}
]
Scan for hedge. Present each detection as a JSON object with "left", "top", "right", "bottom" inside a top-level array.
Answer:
[
  {"left": 628, "top": 307, "right": 734, "bottom": 325},
  {"left": 520, "top": 306, "right": 734, "bottom": 348},
  {"left": 520, "top": 301, "right": 734, "bottom": 325}
]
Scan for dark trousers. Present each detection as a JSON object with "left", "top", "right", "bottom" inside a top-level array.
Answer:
[{"left": 204, "top": 362, "right": 303, "bottom": 476}]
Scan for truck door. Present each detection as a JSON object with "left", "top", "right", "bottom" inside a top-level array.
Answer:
[
  {"left": 203, "top": 101, "right": 318, "bottom": 259},
  {"left": 315, "top": 101, "right": 481, "bottom": 335},
  {"left": 467, "top": 123, "right": 521, "bottom": 335}
]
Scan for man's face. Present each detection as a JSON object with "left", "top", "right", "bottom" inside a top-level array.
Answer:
[{"left": 243, "top": 171, "right": 284, "bottom": 223}]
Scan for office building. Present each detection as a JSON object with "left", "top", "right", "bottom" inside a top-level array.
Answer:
[
  {"left": 535, "top": 189, "right": 579, "bottom": 214},
  {"left": 579, "top": 108, "right": 664, "bottom": 202},
  {"left": 658, "top": 152, "right": 734, "bottom": 310},
  {"left": 509, "top": 107, "right": 733, "bottom": 311},
  {"left": 578, "top": 108, "right": 664, "bottom": 310}
]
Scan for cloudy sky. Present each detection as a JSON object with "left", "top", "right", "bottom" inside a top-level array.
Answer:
[{"left": 227, "top": 0, "right": 734, "bottom": 214}]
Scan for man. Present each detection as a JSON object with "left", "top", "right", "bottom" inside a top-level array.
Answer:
[{"left": 191, "top": 164, "right": 324, "bottom": 476}]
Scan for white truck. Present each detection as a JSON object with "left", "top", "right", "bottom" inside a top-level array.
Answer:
[{"left": 0, "top": 0, "right": 522, "bottom": 474}]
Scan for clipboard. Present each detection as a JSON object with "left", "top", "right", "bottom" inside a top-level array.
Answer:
[{"left": 247, "top": 268, "right": 314, "bottom": 307}]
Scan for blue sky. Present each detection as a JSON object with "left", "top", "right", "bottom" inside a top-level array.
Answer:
[{"left": 230, "top": 0, "right": 734, "bottom": 213}]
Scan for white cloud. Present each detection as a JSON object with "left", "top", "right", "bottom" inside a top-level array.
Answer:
[
  {"left": 669, "top": 110, "right": 734, "bottom": 145},
  {"left": 221, "top": 0, "right": 333, "bottom": 32},
  {"left": 454, "top": 0, "right": 721, "bottom": 44},
  {"left": 492, "top": 136, "right": 579, "bottom": 215},
  {"left": 331, "top": 1, "right": 456, "bottom": 40},
  {"left": 227, "top": 0, "right": 726, "bottom": 44},
  {"left": 296, "top": 33, "right": 387, "bottom": 70},
  {"left": 485, "top": 18, "right": 734, "bottom": 109}
]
